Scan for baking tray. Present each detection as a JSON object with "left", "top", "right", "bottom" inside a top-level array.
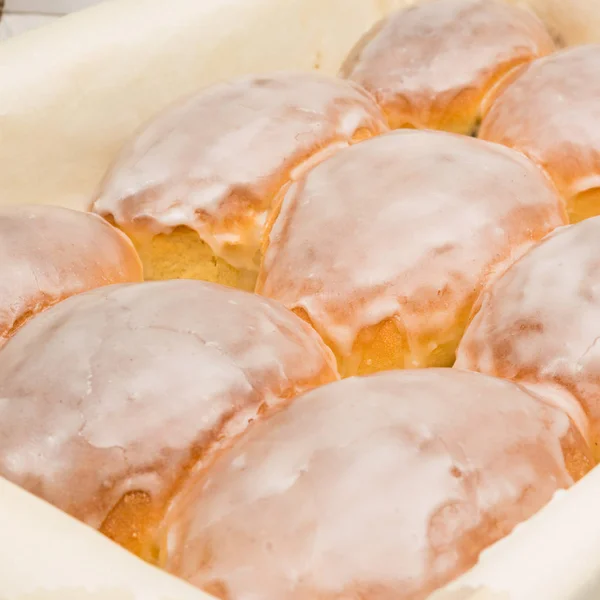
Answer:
[{"left": 1, "top": 1, "right": 600, "bottom": 599}]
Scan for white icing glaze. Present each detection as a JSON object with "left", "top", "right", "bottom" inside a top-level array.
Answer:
[
  {"left": 521, "top": 381, "right": 591, "bottom": 445},
  {"left": 92, "top": 72, "right": 388, "bottom": 270},
  {"left": 341, "top": 0, "right": 555, "bottom": 131},
  {"left": 480, "top": 44, "right": 600, "bottom": 202},
  {"left": 163, "top": 369, "right": 585, "bottom": 600},
  {"left": 0, "top": 204, "right": 142, "bottom": 345},
  {"left": 0, "top": 280, "right": 338, "bottom": 530},
  {"left": 455, "top": 216, "right": 600, "bottom": 450},
  {"left": 257, "top": 129, "right": 566, "bottom": 366}
]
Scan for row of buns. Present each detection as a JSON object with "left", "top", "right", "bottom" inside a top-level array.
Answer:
[{"left": 2, "top": 0, "right": 600, "bottom": 599}]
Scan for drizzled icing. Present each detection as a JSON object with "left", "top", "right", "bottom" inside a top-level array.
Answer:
[
  {"left": 91, "top": 72, "right": 388, "bottom": 270},
  {"left": 480, "top": 44, "right": 600, "bottom": 204},
  {"left": 0, "top": 204, "right": 142, "bottom": 345},
  {"left": 0, "top": 280, "right": 338, "bottom": 530},
  {"left": 341, "top": 0, "right": 555, "bottom": 132},
  {"left": 257, "top": 129, "right": 567, "bottom": 368},
  {"left": 455, "top": 216, "right": 600, "bottom": 451},
  {"left": 162, "top": 369, "right": 588, "bottom": 600}
]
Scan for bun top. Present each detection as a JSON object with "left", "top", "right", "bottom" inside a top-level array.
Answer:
[
  {"left": 92, "top": 72, "right": 388, "bottom": 270},
  {"left": 163, "top": 368, "right": 590, "bottom": 600},
  {"left": 341, "top": 0, "right": 555, "bottom": 133},
  {"left": 456, "top": 215, "right": 600, "bottom": 448},
  {"left": 0, "top": 204, "right": 142, "bottom": 345},
  {"left": 0, "top": 280, "right": 338, "bottom": 532},
  {"left": 258, "top": 130, "right": 566, "bottom": 368},
  {"left": 480, "top": 44, "right": 600, "bottom": 219}
]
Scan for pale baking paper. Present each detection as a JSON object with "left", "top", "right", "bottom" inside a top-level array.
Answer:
[{"left": 0, "top": 477, "right": 213, "bottom": 600}]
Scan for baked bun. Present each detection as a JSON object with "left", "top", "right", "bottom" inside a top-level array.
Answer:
[
  {"left": 257, "top": 129, "right": 567, "bottom": 376},
  {"left": 480, "top": 44, "right": 600, "bottom": 223},
  {"left": 456, "top": 215, "right": 600, "bottom": 459},
  {"left": 162, "top": 369, "right": 591, "bottom": 600},
  {"left": 0, "top": 204, "right": 142, "bottom": 345},
  {"left": 0, "top": 280, "right": 338, "bottom": 561},
  {"left": 340, "top": 0, "right": 555, "bottom": 134},
  {"left": 91, "top": 72, "right": 388, "bottom": 290}
]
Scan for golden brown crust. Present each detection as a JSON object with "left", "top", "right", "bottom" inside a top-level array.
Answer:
[
  {"left": 0, "top": 280, "right": 338, "bottom": 558},
  {"left": 480, "top": 44, "right": 600, "bottom": 222},
  {"left": 0, "top": 204, "right": 142, "bottom": 345},
  {"left": 162, "top": 369, "right": 590, "bottom": 600},
  {"left": 257, "top": 130, "right": 567, "bottom": 375},
  {"left": 341, "top": 0, "right": 555, "bottom": 134},
  {"left": 456, "top": 216, "right": 600, "bottom": 459},
  {"left": 92, "top": 72, "right": 388, "bottom": 274}
]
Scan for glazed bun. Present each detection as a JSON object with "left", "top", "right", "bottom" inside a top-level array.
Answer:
[
  {"left": 92, "top": 72, "right": 388, "bottom": 290},
  {"left": 480, "top": 44, "right": 600, "bottom": 223},
  {"left": 257, "top": 129, "right": 566, "bottom": 376},
  {"left": 0, "top": 204, "right": 142, "bottom": 345},
  {"left": 0, "top": 280, "right": 338, "bottom": 561},
  {"left": 340, "top": 0, "right": 555, "bottom": 134},
  {"left": 456, "top": 216, "right": 600, "bottom": 459},
  {"left": 162, "top": 369, "right": 591, "bottom": 600}
]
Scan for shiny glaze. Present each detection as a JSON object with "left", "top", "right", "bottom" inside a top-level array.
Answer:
[
  {"left": 341, "top": 0, "right": 555, "bottom": 132},
  {"left": 92, "top": 72, "right": 388, "bottom": 270},
  {"left": 456, "top": 216, "right": 600, "bottom": 454},
  {"left": 0, "top": 280, "right": 338, "bottom": 532},
  {"left": 480, "top": 44, "right": 600, "bottom": 205},
  {"left": 163, "top": 369, "right": 589, "bottom": 600},
  {"left": 258, "top": 129, "right": 566, "bottom": 368},
  {"left": 0, "top": 204, "right": 142, "bottom": 345}
]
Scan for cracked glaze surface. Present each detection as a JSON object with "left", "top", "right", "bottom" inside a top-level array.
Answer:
[
  {"left": 0, "top": 280, "right": 338, "bottom": 529},
  {"left": 456, "top": 216, "right": 600, "bottom": 451},
  {"left": 0, "top": 204, "right": 142, "bottom": 345},
  {"left": 92, "top": 72, "right": 388, "bottom": 271},
  {"left": 162, "top": 369, "right": 589, "bottom": 600}
]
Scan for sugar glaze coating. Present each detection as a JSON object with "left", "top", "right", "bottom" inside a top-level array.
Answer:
[
  {"left": 480, "top": 44, "right": 600, "bottom": 220},
  {"left": 0, "top": 204, "right": 142, "bottom": 345},
  {"left": 162, "top": 369, "right": 590, "bottom": 600},
  {"left": 257, "top": 129, "right": 567, "bottom": 373},
  {"left": 92, "top": 72, "right": 388, "bottom": 271},
  {"left": 0, "top": 280, "right": 338, "bottom": 547},
  {"left": 341, "top": 0, "right": 555, "bottom": 133},
  {"left": 456, "top": 216, "right": 600, "bottom": 455}
]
